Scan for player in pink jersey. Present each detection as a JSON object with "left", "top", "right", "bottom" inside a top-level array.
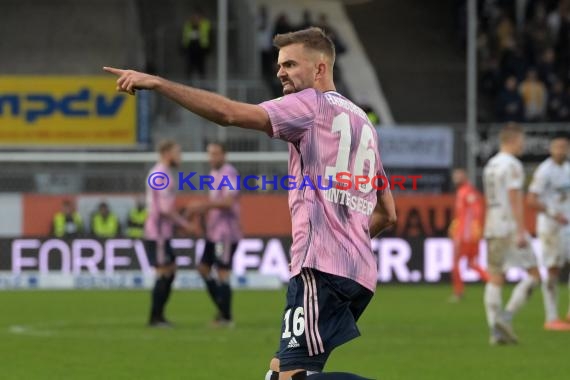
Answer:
[
  {"left": 145, "top": 140, "right": 192, "bottom": 327},
  {"left": 105, "top": 27, "right": 396, "bottom": 380},
  {"left": 186, "top": 142, "right": 242, "bottom": 326}
]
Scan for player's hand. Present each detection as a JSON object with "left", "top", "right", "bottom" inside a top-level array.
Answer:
[
  {"left": 553, "top": 213, "right": 569, "bottom": 226},
  {"left": 186, "top": 201, "right": 207, "bottom": 215},
  {"left": 183, "top": 224, "right": 199, "bottom": 236},
  {"left": 471, "top": 223, "right": 483, "bottom": 241},
  {"left": 448, "top": 219, "right": 457, "bottom": 239},
  {"left": 515, "top": 230, "right": 528, "bottom": 248},
  {"left": 103, "top": 67, "right": 160, "bottom": 95}
]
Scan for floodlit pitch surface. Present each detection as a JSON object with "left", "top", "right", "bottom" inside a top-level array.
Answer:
[{"left": 0, "top": 285, "right": 568, "bottom": 379}]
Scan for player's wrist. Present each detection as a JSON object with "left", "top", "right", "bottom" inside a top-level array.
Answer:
[{"left": 151, "top": 76, "right": 165, "bottom": 91}]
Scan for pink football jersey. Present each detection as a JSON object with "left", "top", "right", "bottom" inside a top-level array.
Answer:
[
  {"left": 260, "top": 89, "right": 386, "bottom": 292},
  {"left": 145, "top": 162, "right": 186, "bottom": 240},
  {"left": 206, "top": 163, "right": 242, "bottom": 243}
]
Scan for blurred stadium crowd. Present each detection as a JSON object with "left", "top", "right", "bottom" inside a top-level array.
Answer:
[{"left": 463, "top": 0, "right": 570, "bottom": 122}]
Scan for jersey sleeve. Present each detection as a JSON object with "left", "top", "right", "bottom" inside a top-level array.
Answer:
[
  {"left": 258, "top": 88, "right": 317, "bottom": 143},
  {"left": 528, "top": 164, "right": 547, "bottom": 195},
  {"left": 374, "top": 128, "right": 389, "bottom": 193},
  {"left": 375, "top": 161, "right": 389, "bottom": 194},
  {"left": 506, "top": 160, "right": 524, "bottom": 190}
]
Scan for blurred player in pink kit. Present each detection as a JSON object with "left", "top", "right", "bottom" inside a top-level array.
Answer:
[
  {"left": 187, "top": 142, "right": 242, "bottom": 327},
  {"left": 106, "top": 27, "right": 396, "bottom": 380},
  {"left": 145, "top": 140, "right": 192, "bottom": 327}
]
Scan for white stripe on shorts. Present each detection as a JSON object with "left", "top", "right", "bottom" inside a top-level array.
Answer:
[
  {"left": 301, "top": 270, "right": 314, "bottom": 356},
  {"left": 302, "top": 269, "right": 325, "bottom": 356}
]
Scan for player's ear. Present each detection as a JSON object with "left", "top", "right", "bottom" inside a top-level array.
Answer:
[{"left": 314, "top": 62, "right": 326, "bottom": 81}]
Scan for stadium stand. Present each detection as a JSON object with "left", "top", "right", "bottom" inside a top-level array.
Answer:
[
  {"left": 465, "top": 0, "right": 570, "bottom": 122},
  {"left": 345, "top": 0, "right": 467, "bottom": 123},
  {"left": 136, "top": 0, "right": 256, "bottom": 78},
  {"left": 0, "top": 0, "right": 145, "bottom": 74}
]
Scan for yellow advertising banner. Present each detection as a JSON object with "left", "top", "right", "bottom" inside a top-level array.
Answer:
[{"left": 0, "top": 76, "right": 137, "bottom": 147}]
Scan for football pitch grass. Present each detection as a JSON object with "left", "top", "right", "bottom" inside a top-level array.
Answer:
[{"left": 1, "top": 284, "right": 568, "bottom": 379}]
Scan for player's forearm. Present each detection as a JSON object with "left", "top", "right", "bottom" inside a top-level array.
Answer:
[
  {"left": 154, "top": 77, "right": 236, "bottom": 126},
  {"left": 526, "top": 192, "right": 558, "bottom": 218},
  {"left": 369, "top": 212, "right": 396, "bottom": 238},
  {"left": 159, "top": 208, "right": 188, "bottom": 228},
  {"left": 204, "top": 197, "right": 234, "bottom": 211},
  {"left": 369, "top": 191, "right": 397, "bottom": 238},
  {"left": 527, "top": 192, "right": 547, "bottom": 212},
  {"left": 170, "top": 212, "right": 190, "bottom": 229}
]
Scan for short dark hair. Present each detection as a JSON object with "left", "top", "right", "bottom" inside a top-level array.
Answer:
[
  {"left": 499, "top": 123, "right": 524, "bottom": 144},
  {"left": 157, "top": 139, "right": 178, "bottom": 155},
  {"left": 273, "top": 27, "right": 335, "bottom": 65}
]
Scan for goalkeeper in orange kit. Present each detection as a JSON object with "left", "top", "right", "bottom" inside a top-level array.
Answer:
[{"left": 448, "top": 168, "right": 489, "bottom": 302}]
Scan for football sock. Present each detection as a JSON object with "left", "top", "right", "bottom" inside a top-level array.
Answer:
[
  {"left": 203, "top": 276, "right": 222, "bottom": 311},
  {"left": 542, "top": 275, "right": 558, "bottom": 322},
  {"left": 150, "top": 275, "right": 170, "bottom": 321},
  {"left": 567, "top": 275, "right": 570, "bottom": 318},
  {"left": 219, "top": 281, "right": 232, "bottom": 320},
  {"left": 265, "top": 370, "right": 279, "bottom": 380},
  {"left": 451, "top": 261, "right": 464, "bottom": 296},
  {"left": 161, "top": 273, "right": 175, "bottom": 319},
  {"left": 484, "top": 283, "right": 502, "bottom": 328},
  {"left": 506, "top": 276, "right": 538, "bottom": 316}
]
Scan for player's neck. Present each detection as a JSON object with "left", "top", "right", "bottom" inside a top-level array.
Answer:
[
  {"left": 320, "top": 86, "right": 336, "bottom": 93},
  {"left": 315, "top": 79, "right": 336, "bottom": 93},
  {"left": 499, "top": 147, "right": 517, "bottom": 156}
]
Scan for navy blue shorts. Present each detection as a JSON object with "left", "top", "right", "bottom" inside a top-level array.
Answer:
[
  {"left": 277, "top": 268, "right": 374, "bottom": 372},
  {"left": 144, "top": 240, "right": 175, "bottom": 267},
  {"left": 200, "top": 240, "right": 238, "bottom": 270}
]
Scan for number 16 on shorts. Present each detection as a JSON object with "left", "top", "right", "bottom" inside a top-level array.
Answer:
[{"left": 282, "top": 307, "right": 305, "bottom": 348}]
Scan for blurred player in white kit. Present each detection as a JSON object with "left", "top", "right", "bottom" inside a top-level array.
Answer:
[
  {"left": 482, "top": 124, "right": 541, "bottom": 345},
  {"left": 527, "top": 134, "right": 570, "bottom": 330}
]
